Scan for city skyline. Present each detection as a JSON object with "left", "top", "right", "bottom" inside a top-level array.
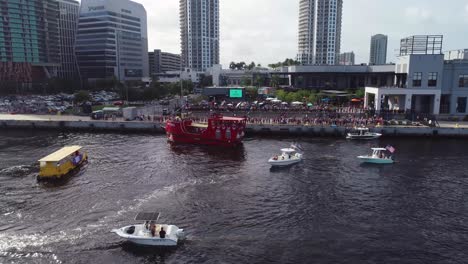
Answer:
[{"left": 68, "top": 0, "right": 468, "bottom": 67}]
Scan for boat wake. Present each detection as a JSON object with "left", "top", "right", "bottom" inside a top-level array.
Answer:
[
  {"left": 91, "top": 178, "right": 204, "bottom": 229},
  {"left": 0, "top": 230, "right": 84, "bottom": 252},
  {"left": 0, "top": 165, "right": 36, "bottom": 178},
  {"left": 0, "top": 251, "right": 62, "bottom": 264}
]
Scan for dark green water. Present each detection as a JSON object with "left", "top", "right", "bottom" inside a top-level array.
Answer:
[{"left": 0, "top": 130, "right": 467, "bottom": 264}]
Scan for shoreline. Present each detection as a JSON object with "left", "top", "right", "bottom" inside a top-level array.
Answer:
[{"left": 2, "top": 114, "right": 468, "bottom": 138}]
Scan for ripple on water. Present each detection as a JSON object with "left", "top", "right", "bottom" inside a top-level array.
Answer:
[{"left": 1, "top": 133, "right": 468, "bottom": 263}]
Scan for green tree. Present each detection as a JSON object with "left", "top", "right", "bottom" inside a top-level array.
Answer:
[
  {"left": 74, "top": 90, "right": 91, "bottom": 103},
  {"left": 245, "top": 87, "right": 258, "bottom": 100},
  {"left": 285, "top": 92, "right": 296, "bottom": 103},
  {"left": 247, "top": 61, "right": 256, "bottom": 70},
  {"left": 236, "top": 62, "right": 246, "bottom": 70},
  {"left": 307, "top": 93, "right": 318, "bottom": 104},
  {"left": 276, "top": 89, "right": 287, "bottom": 101},
  {"left": 229, "top": 62, "right": 236, "bottom": 70},
  {"left": 355, "top": 88, "right": 365, "bottom": 98}
]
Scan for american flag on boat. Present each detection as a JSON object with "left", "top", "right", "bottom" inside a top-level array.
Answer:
[{"left": 386, "top": 145, "right": 396, "bottom": 153}]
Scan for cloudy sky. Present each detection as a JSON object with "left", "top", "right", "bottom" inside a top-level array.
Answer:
[{"left": 82, "top": 0, "right": 468, "bottom": 66}]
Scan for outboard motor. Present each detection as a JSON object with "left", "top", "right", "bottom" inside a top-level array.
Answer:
[
  {"left": 176, "top": 229, "right": 186, "bottom": 240},
  {"left": 126, "top": 226, "right": 135, "bottom": 234}
]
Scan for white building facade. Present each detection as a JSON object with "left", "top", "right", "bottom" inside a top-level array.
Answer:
[
  {"left": 180, "top": 0, "right": 220, "bottom": 71},
  {"left": 365, "top": 36, "right": 468, "bottom": 116},
  {"left": 76, "top": 0, "right": 149, "bottom": 82},
  {"left": 297, "top": 0, "right": 343, "bottom": 65}
]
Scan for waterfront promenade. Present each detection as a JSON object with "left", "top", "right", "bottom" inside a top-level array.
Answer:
[{"left": 2, "top": 113, "right": 468, "bottom": 137}]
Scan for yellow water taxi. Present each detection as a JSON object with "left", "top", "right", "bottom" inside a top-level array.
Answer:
[{"left": 38, "top": 146, "right": 88, "bottom": 180}]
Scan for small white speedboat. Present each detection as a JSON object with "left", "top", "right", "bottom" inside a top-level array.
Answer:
[
  {"left": 346, "top": 127, "right": 382, "bottom": 140},
  {"left": 358, "top": 148, "right": 394, "bottom": 164},
  {"left": 268, "top": 148, "right": 303, "bottom": 167},
  {"left": 112, "top": 212, "right": 185, "bottom": 247}
]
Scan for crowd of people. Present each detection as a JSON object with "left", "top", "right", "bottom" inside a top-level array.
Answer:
[{"left": 146, "top": 108, "right": 386, "bottom": 128}]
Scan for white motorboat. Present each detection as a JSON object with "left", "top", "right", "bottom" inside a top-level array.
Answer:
[
  {"left": 268, "top": 147, "right": 303, "bottom": 167},
  {"left": 346, "top": 127, "right": 382, "bottom": 140},
  {"left": 358, "top": 148, "right": 394, "bottom": 164},
  {"left": 112, "top": 212, "right": 185, "bottom": 247}
]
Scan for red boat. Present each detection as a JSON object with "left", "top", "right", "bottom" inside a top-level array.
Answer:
[{"left": 165, "top": 114, "right": 247, "bottom": 147}]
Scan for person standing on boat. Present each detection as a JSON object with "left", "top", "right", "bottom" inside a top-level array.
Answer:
[
  {"left": 150, "top": 222, "right": 156, "bottom": 237},
  {"left": 159, "top": 227, "right": 166, "bottom": 239}
]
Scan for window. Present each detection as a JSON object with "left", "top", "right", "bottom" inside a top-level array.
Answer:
[
  {"left": 457, "top": 97, "right": 467, "bottom": 113},
  {"left": 428, "top": 72, "right": 438, "bottom": 87},
  {"left": 413, "top": 72, "right": 422, "bottom": 87},
  {"left": 459, "top": 74, "right": 468, "bottom": 87}
]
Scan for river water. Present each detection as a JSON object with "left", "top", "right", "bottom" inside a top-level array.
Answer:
[{"left": 0, "top": 130, "right": 467, "bottom": 264}]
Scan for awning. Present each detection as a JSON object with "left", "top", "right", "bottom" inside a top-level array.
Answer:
[{"left": 135, "top": 212, "right": 161, "bottom": 221}]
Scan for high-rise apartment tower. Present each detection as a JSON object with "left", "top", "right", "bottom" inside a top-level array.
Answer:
[
  {"left": 297, "top": 0, "right": 343, "bottom": 65},
  {"left": 369, "top": 34, "right": 388, "bottom": 65},
  {"left": 180, "top": 0, "right": 219, "bottom": 71}
]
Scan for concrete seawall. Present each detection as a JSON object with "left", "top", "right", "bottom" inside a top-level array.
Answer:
[{"left": 2, "top": 118, "right": 468, "bottom": 138}]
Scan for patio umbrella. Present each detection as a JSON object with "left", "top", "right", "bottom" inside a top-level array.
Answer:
[{"left": 307, "top": 103, "right": 313, "bottom": 107}]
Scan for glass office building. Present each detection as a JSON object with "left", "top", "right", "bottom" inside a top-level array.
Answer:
[
  {"left": 0, "top": 0, "right": 60, "bottom": 86},
  {"left": 57, "top": 0, "right": 80, "bottom": 80},
  {"left": 76, "top": 0, "right": 148, "bottom": 82}
]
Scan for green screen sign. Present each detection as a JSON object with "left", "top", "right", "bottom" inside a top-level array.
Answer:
[{"left": 229, "top": 89, "right": 243, "bottom": 98}]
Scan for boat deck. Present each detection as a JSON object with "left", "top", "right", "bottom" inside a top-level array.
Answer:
[{"left": 133, "top": 224, "right": 177, "bottom": 239}]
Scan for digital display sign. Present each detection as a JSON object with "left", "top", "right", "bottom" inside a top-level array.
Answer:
[{"left": 229, "top": 89, "right": 243, "bottom": 98}]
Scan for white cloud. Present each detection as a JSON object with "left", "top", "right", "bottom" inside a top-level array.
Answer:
[
  {"left": 404, "top": 7, "right": 434, "bottom": 22},
  {"left": 76, "top": 0, "right": 468, "bottom": 65}
]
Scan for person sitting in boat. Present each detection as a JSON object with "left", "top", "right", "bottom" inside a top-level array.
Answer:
[
  {"left": 273, "top": 156, "right": 278, "bottom": 161},
  {"left": 72, "top": 151, "right": 82, "bottom": 165},
  {"left": 159, "top": 227, "right": 166, "bottom": 239}
]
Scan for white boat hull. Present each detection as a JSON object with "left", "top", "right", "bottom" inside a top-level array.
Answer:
[
  {"left": 112, "top": 224, "right": 185, "bottom": 247},
  {"left": 358, "top": 156, "right": 394, "bottom": 164},
  {"left": 268, "top": 158, "right": 302, "bottom": 167},
  {"left": 346, "top": 133, "right": 382, "bottom": 140}
]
